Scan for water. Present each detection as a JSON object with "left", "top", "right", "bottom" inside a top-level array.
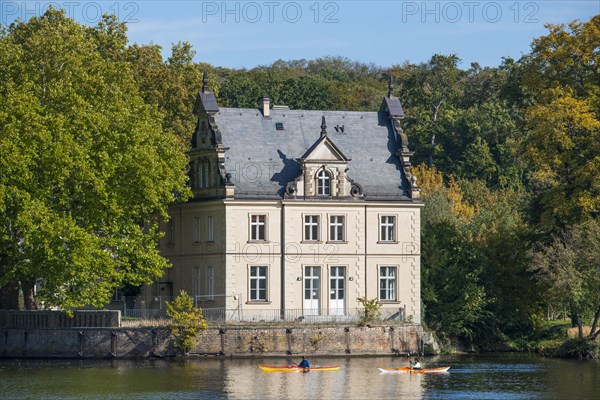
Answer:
[{"left": 0, "top": 354, "right": 598, "bottom": 399}]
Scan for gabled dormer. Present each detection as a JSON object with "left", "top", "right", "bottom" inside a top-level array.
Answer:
[{"left": 286, "top": 116, "right": 363, "bottom": 199}]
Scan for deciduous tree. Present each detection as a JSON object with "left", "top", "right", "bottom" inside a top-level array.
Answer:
[
  {"left": 529, "top": 220, "right": 600, "bottom": 339},
  {"left": 0, "top": 9, "right": 190, "bottom": 311}
]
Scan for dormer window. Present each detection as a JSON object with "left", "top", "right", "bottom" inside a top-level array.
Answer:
[{"left": 317, "top": 169, "right": 331, "bottom": 196}]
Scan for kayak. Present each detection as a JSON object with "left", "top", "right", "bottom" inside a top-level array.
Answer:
[
  {"left": 258, "top": 365, "right": 341, "bottom": 372},
  {"left": 378, "top": 366, "right": 450, "bottom": 374}
]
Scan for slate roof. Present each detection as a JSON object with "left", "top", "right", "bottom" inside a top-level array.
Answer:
[{"left": 214, "top": 108, "right": 411, "bottom": 201}]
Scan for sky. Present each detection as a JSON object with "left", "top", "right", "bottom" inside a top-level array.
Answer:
[{"left": 1, "top": 1, "right": 599, "bottom": 69}]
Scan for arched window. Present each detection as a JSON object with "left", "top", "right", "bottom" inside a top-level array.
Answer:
[{"left": 317, "top": 169, "right": 331, "bottom": 196}]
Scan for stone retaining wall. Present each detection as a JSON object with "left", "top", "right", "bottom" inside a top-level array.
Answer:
[{"left": 0, "top": 324, "right": 423, "bottom": 359}]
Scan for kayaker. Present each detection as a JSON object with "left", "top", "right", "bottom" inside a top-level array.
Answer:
[
  {"left": 298, "top": 356, "right": 310, "bottom": 369},
  {"left": 410, "top": 358, "right": 422, "bottom": 370}
]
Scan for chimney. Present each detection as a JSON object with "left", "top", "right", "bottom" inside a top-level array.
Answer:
[{"left": 260, "top": 97, "right": 270, "bottom": 118}]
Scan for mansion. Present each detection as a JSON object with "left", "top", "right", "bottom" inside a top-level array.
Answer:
[{"left": 140, "top": 74, "right": 423, "bottom": 322}]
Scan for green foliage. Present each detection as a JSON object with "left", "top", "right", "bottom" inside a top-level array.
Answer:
[
  {"left": 218, "top": 73, "right": 263, "bottom": 108},
  {"left": 357, "top": 297, "right": 381, "bottom": 326},
  {"left": 0, "top": 9, "right": 190, "bottom": 310},
  {"left": 166, "top": 290, "right": 208, "bottom": 353},
  {"left": 126, "top": 41, "right": 206, "bottom": 145},
  {"left": 279, "top": 75, "right": 336, "bottom": 110},
  {"left": 556, "top": 338, "right": 600, "bottom": 359},
  {"left": 520, "top": 16, "right": 600, "bottom": 228},
  {"left": 420, "top": 174, "right": 538, "bottom": 345},
  {"left": 529, "top": 219, "right": 600, "bottom": 339},
  {"left": 524, "top": 92, "right": 600, "bottom": 227}
]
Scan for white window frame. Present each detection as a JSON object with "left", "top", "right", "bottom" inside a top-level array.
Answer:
[
  {"left": 379, "top": 266, "right": 397, "bottom": 301},
  {"left": 304, "top": 215, "right": 320, "bottom": 241},
  {"left": 380, "top": 215, "right": 396, "bottom": 242},
  {"left": 207, "top": 215, "right": 214, "bottom": 242},
  {"left": 190, "top": 161, "right": 196, "bottom": 189},
  {"left": 198, "top": 162, "right": 204, "bottom": 189},
  {"left": 207, "top": 266, "right": 215, "bottom": 301},
  {"left": 329, "top": 215, "right": 345, "bottom": 242},
  {"left": 249, "top": 265, "right": 268, "bottom": 302},
  {"left": 317, "top": 169, "right": 331, "bottom": 196},
  {"left": 250, "top": 214, "right": 267, "bottom": 241},
  {"left": 193, "top": 216, "right": 201, "bottom": 242},
  {"left": 167, "top": 219, "right": 174, "bottom": 245},
  {"left": 194, "top": 266, "right": 200, "bottom": 306},
  {"left": 202, "top": 160, "right": 210, "bottom": 188}
]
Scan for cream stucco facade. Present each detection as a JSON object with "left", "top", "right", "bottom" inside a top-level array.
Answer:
[{"left": 141, "top": 75, "right": 423, "bottom": 323}]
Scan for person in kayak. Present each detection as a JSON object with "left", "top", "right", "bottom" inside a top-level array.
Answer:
[
  {"left": 298, "top": 356, "right": 310, "bottom": 369},
  {"left": 410, "top": 358, "right": 422, "bottom": 370}
]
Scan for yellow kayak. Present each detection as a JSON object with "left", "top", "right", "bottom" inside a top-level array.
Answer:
[
  {"left": 258, "top": 365, "right": 341, "bottom": 372},
  {"left": 378, "top": 366, "right": 450, "bottom": 374}
]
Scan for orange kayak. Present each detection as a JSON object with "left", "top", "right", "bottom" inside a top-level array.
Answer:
[
  {"left": 258, "top": 365, "right": 341, "bottom": 372},
  {"left": 378, "top": 366, "right": 450, "bottom": 374}
]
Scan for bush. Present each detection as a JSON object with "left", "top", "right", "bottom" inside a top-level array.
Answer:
[
  {"left": 557, "top": 338, "right": 600, "bottom": 359},
  {"left": 166, "top": 290, "right": 208, "bottom": 353},
  {"left": 357, "top": 297, "right": 381, "bottom": 326}
]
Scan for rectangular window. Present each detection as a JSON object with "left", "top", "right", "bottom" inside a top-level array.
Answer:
[
  {"left": 250, "top": 266, "right": 267, "bottom": 301},
  {"left": 380, "top": 266, "right": 397, "bottom": 301},
  {"left": 380, "top": 215, "right": 396, "bottom": 242},
  {"left": 197, "top": 161, "right": 204, "bottom": 189},
  {"left": 111, "top": 287, "right": 122, "bottom": 302},
  {"left": 193, "top": 217, "right": 201, "bottom": 242},
  {"left": 194, "top": 267, "right": 200, "bottom": 306},
  {"left": 304, "top": 215, "right": 320, "bottom": 241},
  {"left": 250, "top": 215, "right": 266, "bottom": 241},
  {"left": 203, "top": 161, "right": 209, "bottom": 188},
  {"left": 207, "top": 266, "right": 214, "bottom": 301},
  {"left": 329, "top": 215, "right": 345, "bottom": 241},
  {"left": 207, "top": 216, "right": 214, "bottom": 242},
  {"left": 167, "top": 219, "right": 174, "bottom": 244}
]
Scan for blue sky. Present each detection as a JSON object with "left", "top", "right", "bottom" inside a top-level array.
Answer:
[{"left": 1, "top": 1, "right": 598, "bottom": 68}]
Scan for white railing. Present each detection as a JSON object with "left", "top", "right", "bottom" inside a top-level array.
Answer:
[
  {"left": 124, "top": 307, "right": 407, "bottom": 323},
  {"left": 124, "top": 309, "right": 167, "bottom": 319}
]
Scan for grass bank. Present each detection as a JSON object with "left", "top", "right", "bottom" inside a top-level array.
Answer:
[{"left": 508, "top": 322, "right": 599, "bottom": 359}]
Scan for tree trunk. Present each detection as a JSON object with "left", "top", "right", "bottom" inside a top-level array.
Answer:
[
  {"left": 429, "top": 134, "right": 435, "bottom": 167},
  {"left": 570, "top": 310, "right": 578, "bottom": 328},
  {"left": 429, "top": 104, "right": 441, "bottom": 167},
  {"left": 22, "top": 280, "right": 38, "bottom": 310},
  {"left": 0, "top": 281, "right": 20, "bottom": 310},
  {"left": 590, "top": 305, "right": 600, "bottom": 339},
  {"left": 0, "top": 260, "right": 20, "bottom": 310},
  {"left": 574, "top": 311, "right": 583, "bottom": 339}
]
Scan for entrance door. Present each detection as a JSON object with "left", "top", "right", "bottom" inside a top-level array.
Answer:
[
  {"left": 329, "top": 266, "right": 345, "bottom": 316},
  {"left": 304, "top": 266, "right": 321, "bottom": 316}
]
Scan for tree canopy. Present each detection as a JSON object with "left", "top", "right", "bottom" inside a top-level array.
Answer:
[{"left": 0, "top": 9, "right": 190, "bottom": 311}]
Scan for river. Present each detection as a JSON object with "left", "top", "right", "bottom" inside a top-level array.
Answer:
[{"left": 1, "top": 353, "right": 598, "bottom": 399}]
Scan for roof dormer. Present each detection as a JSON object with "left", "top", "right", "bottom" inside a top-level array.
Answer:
[{"left": 285, "top": 116, "right": 363, "bottom": 199}]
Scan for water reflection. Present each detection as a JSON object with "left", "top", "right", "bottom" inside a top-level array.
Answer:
[
  {"left": 0, "top": 354, "right": 598, "bottom": 400},
  {"left": 223, "top": 358, "right": 425, "bottom": 399}
]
